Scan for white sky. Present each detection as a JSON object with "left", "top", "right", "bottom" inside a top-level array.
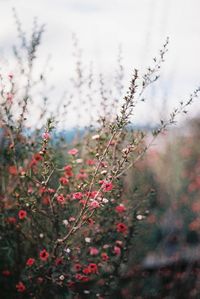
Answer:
[{"left": 0, "top": 0, "right": 200, "bottom": 128}]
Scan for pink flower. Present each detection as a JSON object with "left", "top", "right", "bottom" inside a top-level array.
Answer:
[
  {"left": 115, "top": 204, "right": 126, "bottom": 213},
  {"left": 42, "top": 132, "right": 50, "bottom": 140},
  {"left": 76, "top": 172, "right": 88, "bottom": 180},
  {"left": 39, "top": 249, "right": 49, "bottom": 261},
  {"left": 68, "top": 148, "right": 78, "bottom": 155},
  {"left": 59, "top": 177, "right": 69, "bottom": 185},
  {"left": 69, "top": 216, "right": 76, "bottom": 222},
  {"left": 101, "top": 252, "right": 109, "bottom": 261},
  {"left": 89, "top": 247, "right": 99, "bottom": 256},
  {"left": 16, "top": 281, "right": 26, "bottom": 293},
  {"left": 56, "top": 194, "right": 65, "bottom": 204},
  {"left": 86, "top": 159, "right": 96, "bottom": 165},
  {"left": 18, "top": 210, "right": 27, "bottom": 220},
  {"left": 6, "top": 217, "right": 16, "bottom": 224},
  {"left": 73, "top": 192, "right": 83, "bottom": 200},
  {"left": 64, "top": 165, "right": 73, "bottom": 177},
  {"left": 99, "top": 180, "right": 113, "bottom": 192},
  {"left": 113, "top": 246, "right": 121, "bottom": 255},
  {"left": 89, "top": 200, "right": 100, "bottom": 209},
  {"left": 26, "top": 258, "right": 35, "bottom": 266}
]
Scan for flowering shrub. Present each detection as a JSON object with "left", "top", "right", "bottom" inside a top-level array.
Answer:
[{"left": 0, "top": 17, "right": 200, "bottom": 299}]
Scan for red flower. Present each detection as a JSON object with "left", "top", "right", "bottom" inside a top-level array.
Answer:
[
  {"left": 26, "top": 258, "right": 35, "bottom": 266},
  {"left": 64, "top": 165, "right": 73, "bottom": 177},
  {"left": 42, "top": 196, "right": 50, "bottom": 205},
  {"left": 39, "top": 249, "right": 49, "bottom": 261},
  {"left": 55, "top": 257, "right": 63, "bottom": 265},
  {"left": 8, "top": 165, "right": 17, "bottom": 175},
  {"left": 59, "top": 177, "right": 69, "bottom": 185},
  {"left": 74, "top": 263, "right": 82, "bottom": 271},
  {"left": 16, "top": 281, "right": 26, "bottom": 293},
  {"left": 101, "top": 252, "right": 109, "bottom": 261},
  {"left": 115, "top": 204, "right": 126, "bottom": 213},
  {"left": 99, "top": 180, "right": 113, "bottom": 192},
  {"left": 86, "top": 159, "right": 96, "bottom": 165},
  {"left": 76, "top": 172, "right": 88, "bottom": 180},
  {"left": 88, "top": 263, "right": 98, "bottom": 274},
  {"left": 6, "top": 217, "right": 17, "bottom": 224},
  {"left": 82, "top": 267, "right": 91, "bottom": 275},
  {"left": 18, "top": 210, "right": 27, "bottom": 220},
  {"left": 34, "top": 153, "right": 43, "bottom": 161},
  {"left": 68, "top": 148, "right": 78, "bottom": 155},
  {"left": 116, "top": 222, "right": 127, "bottom": 234},
  {"left": 56, "top": 194, "right": 65, "bottom": 204},
  {"left": 2, "top": 270, "right": 11, "bottom": 276}
]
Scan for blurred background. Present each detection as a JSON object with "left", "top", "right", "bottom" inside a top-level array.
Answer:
[{"left": 0, "top": 0, "right": 200, "bottom": 128}]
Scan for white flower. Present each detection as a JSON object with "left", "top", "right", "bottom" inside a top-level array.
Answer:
[
  {"left": 136, "top": 215, "right": 143, "bottom": 220},
  {"left": 92, "top": 134, "right": 100, "bottom": 140},
  {"left": 76, "top": 159, "right": 83, "bottom": 163},
  {"left": 59, "top": 275, "right": 65, "bottom": 281},
  {"left": 63, "top": 219, "right": 69, "bottom": 226},
  {"left": 84, "top": 290, "right": 90, "bottom": 294},
  {"left": 85, "top": 237, "right": 91, "bottom": 243},
  {"left": 102, "top": 198, "right": 109, "bottom": 204}
]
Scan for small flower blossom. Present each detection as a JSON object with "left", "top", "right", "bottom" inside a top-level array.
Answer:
[
  {"left": 113, "top": 246, "right": 121, "bottom": 255},
  {"left": 59, "top": 177, "right": 69, "bottom": 185},
  {"left": 99, "top": 180, "right": 113, "bottom": 192},
  {"left": 136, "top": 214, "right": 143, "bottom": 220},
  {"left": 2, "top": 270, "right": 11, "bottom": 276},
  {"left": 59, "top": 275, "right": 65, "bottom": 281},
  {"left": 63, "top": 219, "right": 69, "bottom": 226},
  {"left": 68, "top": 148, "right": 78, "bottom": 155},
  {"left": 89, "top": 247, "right": 99, "bottom": 256},
  {"left": 6, "top": 217, "right": 16, "bottom": 224},
  {"left": 86, "top": 159, "right": 96, "bottom": 165},
  {"left": 8, "top": 165, "right": 18, "bottom": 175},
  {"left": 92, "top": 134, "right": 100, "bottom": 140},
  {"left": 42, "top": 132, "right": 50, "bottom": 140},
  {"left": 64, "top": 165, "right": 73, "bottom": 177},
  {"left": 76, "top": 172, "right": 88, "bottom": 180},
  {"left": 69, "top": 216, "right": 76, "bottom": 222},
  {"left": 39, "top": 249, "right": 49, "bottom": 261},
  {"left": 56, "top": 194, "right": 65, "bottom": 204},
  {"left": 88, "top": 263, "right": 98, "bottom": 274},
  {"left": 116, "top": 222, "right": 127, "bottom": 234},
  {"left": 76, "top": 158, "right": 83, "bottom": 163},
  {"left": 89, "top": 200, "right": 100, "bottom": 209},
  {"left": 54, "top": 257, "right": 63, "bottom": 266},
  {"left": 18, "top": 210, "right": 27, "bottom": 220},
  {"left": 16, "top": 281, "right": 26, "bottom": 293},
  {"left": 74, "top": 263, "right": 82, "bottom": 271},
  {"left": 26, "top": 258, "right": 35, "bottom": 266},
  {"left": 82, "top": 267, "right": 91, "bottom": 275},
  {"left": 85, "top": 237, "right": 91, "bottom": 243},
  {"left": 101, "top": 252, "right": 109, "bottom": 261},
  {"left": 73, "top": 192, "right": 83, "bottom": 200},
  {"left": 115, "top": 204, "right": 126, "bottom": 213}
]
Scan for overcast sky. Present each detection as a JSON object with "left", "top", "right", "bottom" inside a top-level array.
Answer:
[{"left": 0, "top": 0, "right": 200, "bottom": 127}]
